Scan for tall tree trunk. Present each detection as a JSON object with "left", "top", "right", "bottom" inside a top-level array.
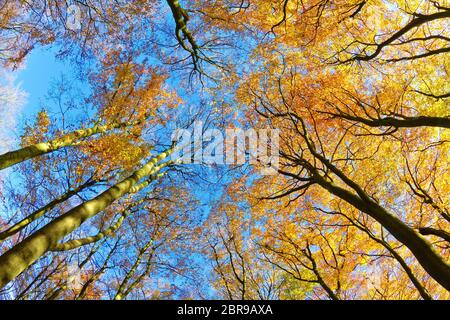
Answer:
[
  {"left": 314, "top": 173, "right": 450, "bottom": 292},
  {"left": 114, "top": 239, "right": 154, "bottom": 300},
  {"left": 0, "top": 148, "right": 172, "bottom": 289},
  {"left": 0, "top": 179, "right": 96, "bottom": 242},
  {"left": 0, "top": 120, "right": 140, "bottom": 171}
]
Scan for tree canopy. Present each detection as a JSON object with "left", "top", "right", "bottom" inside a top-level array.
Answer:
[{"left": 0, "top": 0, "right": 448, "bottom": 300}]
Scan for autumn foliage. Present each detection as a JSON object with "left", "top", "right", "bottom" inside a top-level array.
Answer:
[{"left": 0, "top": 0, "right": 448, "bottom": 300}]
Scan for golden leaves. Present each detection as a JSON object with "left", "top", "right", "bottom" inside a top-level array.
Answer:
[
  {"left": 79, "top": 133, "right": 148, "bottom": 178},
  {"left": 88, "top": 51, "right": 180, "bottom": 129},
  {"left": 21, "top": 110, "right": 51, "bottom": 146}
]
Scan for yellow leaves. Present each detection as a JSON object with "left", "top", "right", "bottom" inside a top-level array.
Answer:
[
  {"left": 3, "top": 0, "right": 449, "bottom": 300},
  {"left": 284, "top": 222, "right": 298, "bottom": 240},
  {"left": 21, "top": 110, "right": 51, "bottom": 146},
  {"left": 38, "top": 110, "right": 51, "bottom": 128},
  {"left": 88, "top": 51, "right": 180, "bottom": 131},
  {"left": 79, "top": 133, "right": 148, "bottom": 177}
]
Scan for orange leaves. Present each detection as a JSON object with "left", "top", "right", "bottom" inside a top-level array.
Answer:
[
  {"left": 2, "top": 0, "right": 449, "bottom": 300},
  {"left": 21, "top": 110, "right": 51, "bottom": 146},
  {"left": 89, "top": 51, "right": 180, "bottom": 129},
  {"left": 62, "top": 51, "right": 184, "bottom": 178},
  {"left": 79, "top": 133, "right": 148, "bottom": 178}
]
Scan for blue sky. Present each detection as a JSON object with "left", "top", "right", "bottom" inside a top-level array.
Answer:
[
  {"left": 0, "top": 46, "right": 76, "bottom": 155},
  {"left": 17, "top": 47, "right": 69, "bottom": 118},
  {"left": 1, "top": 46, "right": 229, "bottom": 298}
]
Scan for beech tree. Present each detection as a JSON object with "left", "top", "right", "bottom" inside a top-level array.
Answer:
[{"left": 0, "top": 0, "right": 448, "bottom": 300}]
